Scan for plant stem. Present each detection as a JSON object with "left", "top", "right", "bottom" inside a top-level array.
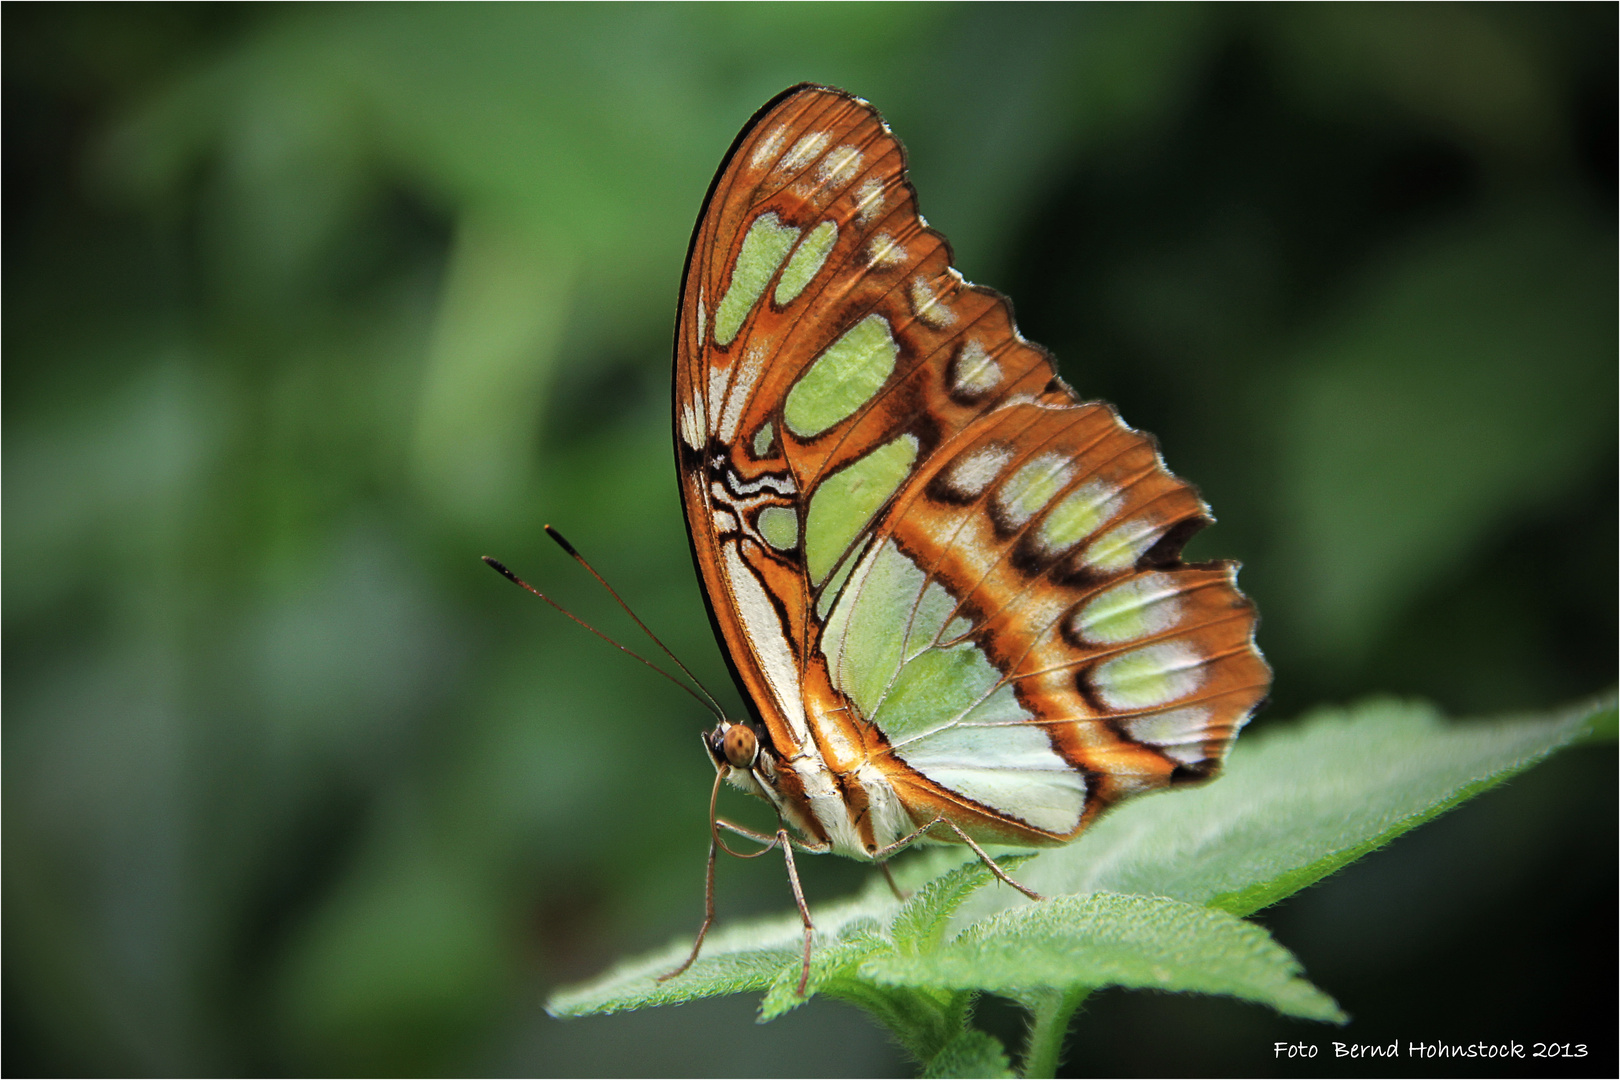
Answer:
[
  {"left": 833, "top": 984, "right": 969, "bottom": 1065},
  {"left": 1019, "top": 987, "right": 1089, "bottom": 1079}
]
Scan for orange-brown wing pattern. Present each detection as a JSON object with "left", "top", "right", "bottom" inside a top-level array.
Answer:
[
  {"left": 674, "top": 85, "right": 1268, "bottom": 846},
  {"left": 674, "top": 87, "right": 1054, "bottom": 741},
  {"left": 821, "top": 402, "right": 1271, "bottom": 844}
]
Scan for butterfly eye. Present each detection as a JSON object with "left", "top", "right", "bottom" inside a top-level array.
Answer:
[{"left": 721, "top": 724, "right": 758, "bottom": 769}]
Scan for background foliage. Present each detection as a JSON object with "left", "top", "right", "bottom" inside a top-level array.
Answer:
[{"left": 5, "top": 4, "right": 1614, "bottom": 1076}]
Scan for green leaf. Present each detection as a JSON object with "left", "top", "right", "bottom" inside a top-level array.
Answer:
[
  {"left": 954, "top": 694, "right": 1610, "bottom": 927},
  {"left": 890, "top": 854, "right": 1032, "bottom": 957},
  {"left": 545, "top": 881, "right": 898, "bottom": 1017},
  {"left": 546, "top": 847, "right": 1030, "bottom": 1022},
  {"left": 550, "top": 695, "right": 1606, "bottom": 1040},
  {"left": 757, "top": 927, "right": 888, "bottom": 1021},
  {"left": 1578, "top": 701, "right": 1618, "bottom": 744},
  {"left": 866, "top": 893, "right": 1344, "bottom": 1023}
]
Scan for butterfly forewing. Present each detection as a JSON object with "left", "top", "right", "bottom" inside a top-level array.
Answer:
[{"left": 675, "top": 85, "right": 1269, "bottom": 853}]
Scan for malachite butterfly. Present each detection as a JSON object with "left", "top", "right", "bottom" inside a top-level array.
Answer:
[{"left": 668, "top": 84, "right": 1270, "bottom": 992}]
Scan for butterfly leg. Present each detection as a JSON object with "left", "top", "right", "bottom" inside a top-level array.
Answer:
[
  {"left": 713, "top": 816, "right": 783, "bottom": 852},
  {"left": 776, "top": 827, "right": 816, "bottom": 997},
  {"left": 657, "top": 823, "right": 804, "bottom": 984},
  {"left": 662, "top": 771, "right": 790, "bottom": 983},
  {"left": 878, "top": 861, "right": 909, "bottom": 901},
  {"left": 717, "top": 816, "right": 825, "bottom": 854},
  {"left": 871, "top": 818, "right": 1044, "bottom": 903},
  {"left": 718, "top": 818, "right": 822, "bottom": 995},
  {"left": 657, "top": 837, "right": 720, "bottom": 983},
  {"left": 667, "top": 771, "right": 826, "bottom": 990}
]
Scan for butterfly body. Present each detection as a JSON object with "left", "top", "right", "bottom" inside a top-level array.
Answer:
[{"left": 675, "top": 86, "right": 1269, "bottom": 876}]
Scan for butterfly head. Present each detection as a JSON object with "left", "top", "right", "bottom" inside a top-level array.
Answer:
[
  {"left": 704, "top": 719, "right": 783, "bottom": 799},
  {"left": 704, "top": 719, "right": 759, "bottom": 770}
]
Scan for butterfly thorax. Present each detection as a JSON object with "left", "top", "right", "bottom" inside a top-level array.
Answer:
[{"left": 704, "top": 711, "right": 917, "bottom": 860}]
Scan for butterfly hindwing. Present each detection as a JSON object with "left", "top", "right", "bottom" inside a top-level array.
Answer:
[
  {"left": 821, "top": 402, "right": 1270, "bottom": 842},
  {"left": 675, "top": 85, "right": 1269, "bottom": 850}
]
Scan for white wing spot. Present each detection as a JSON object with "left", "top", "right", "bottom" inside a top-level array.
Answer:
[
  {"left": 707, "top": 364, "right": 730, "bottom": 435},
  {"left": 944, "top": 444, "right": 1015, "bottom": 499},
  {"left": 1084, "top": 515, "right": 1169, "bottom": 574},
  {"left": 853, "top": 178, "right": 885, "bottom": 225},
  {"left": 719, "top": 342, "right": 769, "bottom": 443},
  {"left": 996, "top": 452, "right": 1075, "bottom": 529},
  {"left": 866, "top": 232, "right": 908, "bottom": 268},
  {"left": 909, "top": 276, "right": 957, "bottom": 328},
  {"left": 721, "top": 543, "right": 808, "bottom": 741},
  {"left": 1036, "top": 480, "right": 1123, "bottom": 557},
  {"left": 1122, "top": 706, "right": 1213, "bottom": 765},
  {"left": 817, "top": 145, "right": 863, "bottom": 187},
  {"left": 781, "top": 131, "right": 831, "bottom": 172},
  {"left": 679, "top": 397, "right": 702, "bottom": 450},
  {"left": 950, "top": 339, "right": 1002, "bottom": 399},
  {"left": 749, "top": 126, "right": 787, "bottom": 169}
]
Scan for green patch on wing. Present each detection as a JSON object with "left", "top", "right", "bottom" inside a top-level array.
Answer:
[
  {"left": 819, "top": 540, "right": 1035, "bottom": 746},
  {"left": 751, "top": 420, "right": 775, "bottom": 458},
  {"left": 822, "top": 539, "right": 924, "bottom": 717},
  {"left": 997, "top": 454, "right": 1073, "bottom": 527},
  {"left": 714, "top": 212, "right": 800, "bottom": 346},
  {"left": 803, "top": 436, "right": 917, "bottom": 584},
  {"left": 775, "top": 221, "right": 838, "bottom": 305},
  {"left": 757, "top": 505, "right": 798, "bottom": 550},
  {"left": 1037, "top": 481, "right": 1120, "bottom": 554},
  {"left": 784, "top": 313, "right": 899, "bottom": 438}
]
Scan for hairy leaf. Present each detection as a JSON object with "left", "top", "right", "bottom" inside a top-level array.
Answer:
[
  {"left": 953, "top": 694, "right": 1611, "bottom": 926},
  {"left": 546, "top": 885, "right": 895, "bottom": 1017},
  {"left": 868, "top": 893, "right": 1344, "bottom": 1022},
  {"left": 549, "top": 695, "right": 1608, "bottom": 1030}
]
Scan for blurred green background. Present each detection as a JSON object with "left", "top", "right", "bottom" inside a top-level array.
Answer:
[{"left": 4, "top": 4, "right": 1614, "bottom": 1076}]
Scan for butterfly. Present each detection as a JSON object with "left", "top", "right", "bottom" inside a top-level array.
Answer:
[{"left": 667, "top": 84, "right": 1270, "bottom": 994}]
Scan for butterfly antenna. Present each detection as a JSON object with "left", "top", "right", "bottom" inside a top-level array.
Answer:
[
  {"left": 482, "top": 555, "right": 724, "bottom": 722},
  {"left": 541, "top": 525, "right": 731, "bottom": 720}
]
